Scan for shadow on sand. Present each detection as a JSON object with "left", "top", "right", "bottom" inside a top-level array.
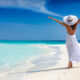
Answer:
[
  {"left": 27, "top": 67, "right": 68, "bottom": 73},
  {"left": 27, "top": 66, "right": 80, "bottom": 73},
  {"left": 8, "top": 66, "right": 80, "bottom": 74}
]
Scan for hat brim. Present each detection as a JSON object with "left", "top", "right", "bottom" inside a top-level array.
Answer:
[{"left": 63, "top": 15, "right": 78, "bottom": 25}]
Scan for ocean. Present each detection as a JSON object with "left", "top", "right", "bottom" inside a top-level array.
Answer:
[
  {"left": 0, "top": 40, "right": 66, "bottom": 44},
  {"left": 0, "top": 40, "right": 67, "bottom": 76},
  {"left": 0, "top": 40, "right": 65, "bottom": 68}
]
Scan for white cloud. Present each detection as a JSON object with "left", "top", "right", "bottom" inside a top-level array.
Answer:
[{"left": 0, "top": 0, "right": 63, "bottom": 17}]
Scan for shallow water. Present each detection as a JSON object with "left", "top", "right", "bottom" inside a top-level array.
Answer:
[
  {"left": 0, "top": 40, "right": 65, "bottom": 66},
  {"left": 0, "top": 43, "right": 45, "bottom": 67},
  {"left": 0, "top": 41, "right": 64, "bottom": 69}
]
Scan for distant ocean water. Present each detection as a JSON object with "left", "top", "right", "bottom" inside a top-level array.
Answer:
[{"left": 0, "top": 40, "right": 66, "bottom": 44}]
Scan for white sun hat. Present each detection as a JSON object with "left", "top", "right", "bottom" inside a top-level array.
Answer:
[{"left": 63, "top": 15, "right": 78, "bottom": 25}]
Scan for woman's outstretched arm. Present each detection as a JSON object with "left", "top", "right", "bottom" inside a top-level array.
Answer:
[
  {"left": 73, "top": 19, "right": 80, "bottom": 30},
  {"left": 48, "top": 16, "right": 66, "bottom": 26},
  {"left": 75, "top": 19, "right": 80, "bottom": 26},
  {"left": 67, "top": 19, "right": 80, "bottom": 35}
]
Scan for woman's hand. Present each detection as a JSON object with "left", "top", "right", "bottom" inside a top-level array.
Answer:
[
  {"left": 48, "top": 16, "right": 68, "bottom": 27},
  {"left": 48, "top": 16, "right": 52, "bottom": 18}
]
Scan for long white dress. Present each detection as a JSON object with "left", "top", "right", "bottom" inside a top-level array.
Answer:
[{"left": 66, "top": 33, "right": 80, "bottom": 63}]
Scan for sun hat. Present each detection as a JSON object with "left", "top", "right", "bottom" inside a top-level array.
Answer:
[{"left": 63, "top": 15, "right": 78, "bottom": 25}]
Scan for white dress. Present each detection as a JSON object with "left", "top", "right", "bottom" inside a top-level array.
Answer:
[{"left": 66, "top": 33, "right": 80, "bottom": 63}]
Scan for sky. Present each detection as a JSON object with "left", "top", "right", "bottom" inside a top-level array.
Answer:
[{"left": 0, "top": 0, "right": 80, "bottom": 40}]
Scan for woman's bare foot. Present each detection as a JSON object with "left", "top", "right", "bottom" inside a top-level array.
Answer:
[{"left": 68, "top": 61, "right": 72, "bottom": 69}]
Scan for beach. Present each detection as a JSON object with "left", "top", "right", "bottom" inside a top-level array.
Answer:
[
  {"left": 0, "top": 0, "right": 80, "bottom": 80},
  {"left": 0, "top": 44, "right": 80, "bottom": 80},
  {"left": 25, "top": 44, "right": 80, "bottom": 80}
]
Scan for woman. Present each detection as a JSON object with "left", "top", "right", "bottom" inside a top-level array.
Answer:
[{"left": 48, "top": 15, "right": 80, "bottom": 68}]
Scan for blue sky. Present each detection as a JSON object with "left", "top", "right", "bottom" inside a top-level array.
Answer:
[{"left": 0, "top": 0, "right": 80, "bottom": 40}]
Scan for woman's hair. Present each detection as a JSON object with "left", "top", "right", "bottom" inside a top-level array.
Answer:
[{"left": 70, "top": 23, "right": 76, "bottom": 30}]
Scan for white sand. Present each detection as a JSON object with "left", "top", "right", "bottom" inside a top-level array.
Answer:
[
  {"left": 0, "top": 44, "right": 80, "bottom": 80},
  {"left": 24, "top": 44, "right": 80, "bottom": 80}
]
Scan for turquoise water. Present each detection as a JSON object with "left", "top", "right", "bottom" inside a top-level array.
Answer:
[
  {"left": 0, "top": 40, "right": 66, "bottom": 44},
  {"left": 0, "top": 40, "right": 66, "bottom": 67},
  {"left": 0, "top": 43, "right": 44, "bottom": 67}
]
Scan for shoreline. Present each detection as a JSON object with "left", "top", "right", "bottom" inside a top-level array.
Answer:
[{"left": 0, "top": 44, "right": 62, "bottom": 78}]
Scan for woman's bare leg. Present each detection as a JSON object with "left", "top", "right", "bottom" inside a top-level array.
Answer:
[{"left": 68, "top": 61, "right": 72, "bottom": 68}]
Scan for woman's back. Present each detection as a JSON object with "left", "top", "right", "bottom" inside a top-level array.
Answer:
[{"left": 65, "top": 21, "right": 79, "bottom": 35}]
